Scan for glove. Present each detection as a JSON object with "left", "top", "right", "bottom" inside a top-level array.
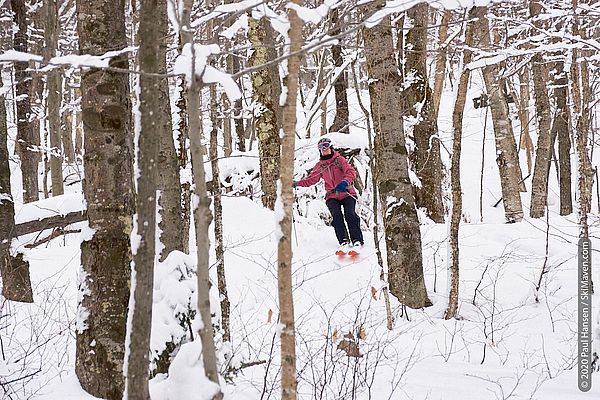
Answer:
[
  {"left": 293, "top": 180, "right": 296, "bottom": 189},
  {"left": 335, "top": 180, "right": 349, "bottom": 192}
]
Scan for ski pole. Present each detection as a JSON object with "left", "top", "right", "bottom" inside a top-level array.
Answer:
[{"left": 292, "top": 186, "right": 299, "bottom": 247}]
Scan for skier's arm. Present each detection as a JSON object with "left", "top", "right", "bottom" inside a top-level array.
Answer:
[
  {"left": 339, "top": 156, "right": 357, "bottom": 184},
  {"left": 296, "top": 164, "right": 321, "bottom": 187}
]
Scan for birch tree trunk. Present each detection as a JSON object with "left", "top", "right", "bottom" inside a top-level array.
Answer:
[
  {"left": 445, "top": 7, "right": 480, "bottom": 319},
  {"left": 432, "top": 10, "right": 450, "bottom": 120},
  {"left": 278, "top": 1, "right": 303, "bottom": 398},
  {"left": 123, "top": 0, "right": 161, "bottom": 396},
  {"left": 180, "top": 1, "right": 222, "bottom": 397},
  {"left": 0, "top": 76, "right": 33, "bottom": 303},
  {"left": 11, "top": 0, "right": 39, "bottom": 203},
  {"left": 363, "top": 2, "right": 431, "bottom": 309},
  {"left": 75, "top": 0, "right": 135, "bottom": 397},
  {"left": 329, "top": 8, "right": 349, "bottom": 133},
  {"left": 529, "top": 0, "right": 553, "bottom": 218},
  {"left": 474, "top": 9, "right": 524, "bottom": 222},
  {"left": 405, "top": 4, "right": 444, "bottom": 223},
  {"left": 44, "top": 0, "right": 64, "bottom": 197},
  {"left": 248, "top": 17, "right": 281, "bottom": 210},
  {"left": 155, "top": 0, "right": 184, "bottom": 261}
]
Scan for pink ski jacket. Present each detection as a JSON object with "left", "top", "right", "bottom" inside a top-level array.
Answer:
[{"left": 296, "top": 151, "right": 357, "bottom": 201}]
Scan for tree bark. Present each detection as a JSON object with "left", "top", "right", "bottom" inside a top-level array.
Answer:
[
  {"left": 248, "top": 17, "right": 281, "bottom": 210},
  {"left": 329, "top": 8, "right": 349, "bottom": 133},
  {"left": 553, "top": 59, "right": 572, "bottom": 215},
  {"left": 405, "top": 4, "right": 444, "bottom": 223},
  {"left": 11, "top": 0, "right": 39, "bottom": 203},
  {"left": 517, "top": 68, "right": 533, "bottom": 173},
  {"left": 180, "top": 1, "right": 222, "bottom": 397},
  {"left": 363, "top": 2, "right": 431, "bottom": 309},
  {"left": 209, "top": 86, "right": 231, "bottom": 344},
  {"left": 61, "top": 78, "right": 75, "bottom": 163},
  {"left": 528, "top": 0, "right": 553, "bottom": 218},
  {"left": 44, "top": 0, "right": 64, "bottom": 197},
  {"left": 75, "top": 0, "right": 135, "bottom": 397},
  {"left": 154, "top": 0, "right": 183, "bottom": 261},
  {"left": 0, "top": 75, "right": 33, "bottom": 303},
  {"left": 123, "top": 0, "right": 161, "bottom": 396},
  {"left": 474, "top": 9, "right": 524, "bottom": 222},
  {"left": 278, "top": 1, "right": 302, "bottom": 398},
  {"left": 432, "top": 10, "right": 450, "bottom": 119},
  {"left": 445, "top": 7, "right": 480, "bottom": 320}
]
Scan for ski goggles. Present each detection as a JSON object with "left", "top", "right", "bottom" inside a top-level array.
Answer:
[{"left": 318, "top": 142, "right": 331, "bottom": 149}]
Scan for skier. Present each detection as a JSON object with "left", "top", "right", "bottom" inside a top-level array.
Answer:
[{"left": 293, "top": 137, "right": 364, "bottom": 256}]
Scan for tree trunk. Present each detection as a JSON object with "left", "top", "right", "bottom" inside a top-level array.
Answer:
[
  {"left": 123, "top": 0, "right": 162, "bottom": 396},
  {"left": 528, "top": 0, "right": 553, "bottom": 218},
  {"left": 180, "top": 1, "right": 222, "bottom": 397},
  {"left": 61, "top": 78, "right": 75, "bottom": 163},
  {"left": 363, "top": 3, "right": 431, "bottom": 309},
  {"left": 278, "top": 1, "right": 302, "bottom": 398},
  {"left": 432, "top": 10, "right": 450, "bottom": 118},
  {"left": 209, "top": 87, "right": 231, "bottom": 344},
  {"left": 570, "top": 3, "right": 593, "bottom": 238},
  {"left": 0, "top": 76, "right": 33, "bottom": 303},
  {"left": 75, "top": 0, "right": 135, "bottom": 397},
  {"left": 517, "top": 68, "right": 533, "bottom": 173},
  {"left": 248, "top": 17, "right": 281, "bottom": 210},
  {"left": 404, "top": 4, "right": 444, "bottom": 223},
  {"left": 44, "top": 0, "right": 64, "bottom": 197},
  {"left": 329, "top": 8, "right": 349, "bottom": 133},
  {"left": 553, "top": 59, "right": 572, "bottom": 215},
  {"left": 445, "top": 7, "right": 480, "bottom": 320},
  {"left": 474, "top": 9, "right": 524, "bottom": 222},
  {"left": 11, "top": 0, "right": 39, "bottom": 203},
  {"left": 154, "top": 0, "right": 183, "bottom": 261}
]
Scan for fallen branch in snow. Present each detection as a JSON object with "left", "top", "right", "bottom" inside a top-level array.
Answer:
[
  {"left": 24, "top": 228, "right": 81, "bottom": 249},
  {"left": 13, "top": 210, "right": 86, "bottom": 238}
]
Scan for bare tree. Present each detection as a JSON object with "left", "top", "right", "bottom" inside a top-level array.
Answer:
[
  {"left": 404, "top": 3, "right": 444, "bottom": 223},
  {"left": 446, "top": 7, "right": 481, "bottom": 319},
  {"left": 180, "top": 1, "right": 222, "bottom": 397},
  {"left": 75, "top": 0, "right": 135, "bottom": 397},
  {"left": 329, "top": 8, "right": 349, "bottom": 133},
  {"left": 278, "top": 0, "right": 304, "bottom": 398},
  {"left": 248, "top": 17, "right": 281, "bottom": 210},
  {"left": 0, "top": 74, "right": 33, "bottom": 303},
  {"left": 123, "top": 0, "right": 162, "bottom": 396},
  {"left": 11, "top": 0, "right": 39, "bottom": 203},
  {"left": 528, "top": 0, "right": 553, "bottom": 218},
  {"left": 362, "top": 2, "right": 431, "bottom": 309},
  {"left": 43, "top": 0, "right": 64, "bottom": 196},
  {"left": 473, "top": 7, "right": 524, "bottom": 222}
]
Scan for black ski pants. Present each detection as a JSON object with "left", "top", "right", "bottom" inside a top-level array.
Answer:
[{"left": 326, "top": 196, "right": 363, "bottom": 245}]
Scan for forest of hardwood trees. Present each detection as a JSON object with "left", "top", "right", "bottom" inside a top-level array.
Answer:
[{"left": 0, "top": 0, "right": 599, "bottom": 399}]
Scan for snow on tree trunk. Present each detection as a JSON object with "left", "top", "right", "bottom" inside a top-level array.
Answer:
[
  {"left": 474, "top": 9, "right": 524, "bottom": 223},
  {"left": 248, "top": 17, "right": 281, "bottom": 211},
  {"left": 278, "top": 1, "right": 303, "bottom": 399},
  {"left": 179, "top": 1, "right": 223, "bottom": 397},
  {"left": 74, "top": 0, "right": 135, "bottom": 397},
  {"left": 404, "top": 3, "right": 444, "bottom": 223},
  {"left": 363, "top": 3, "right": 431, "bottom": 309},
  {"left": 123, "top": 0, "right": 161, "bottom": 396}
]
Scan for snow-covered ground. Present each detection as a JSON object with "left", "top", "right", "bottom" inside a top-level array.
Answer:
[{"left": 3, "top": 62, "right": 600, "bottom": 400}]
